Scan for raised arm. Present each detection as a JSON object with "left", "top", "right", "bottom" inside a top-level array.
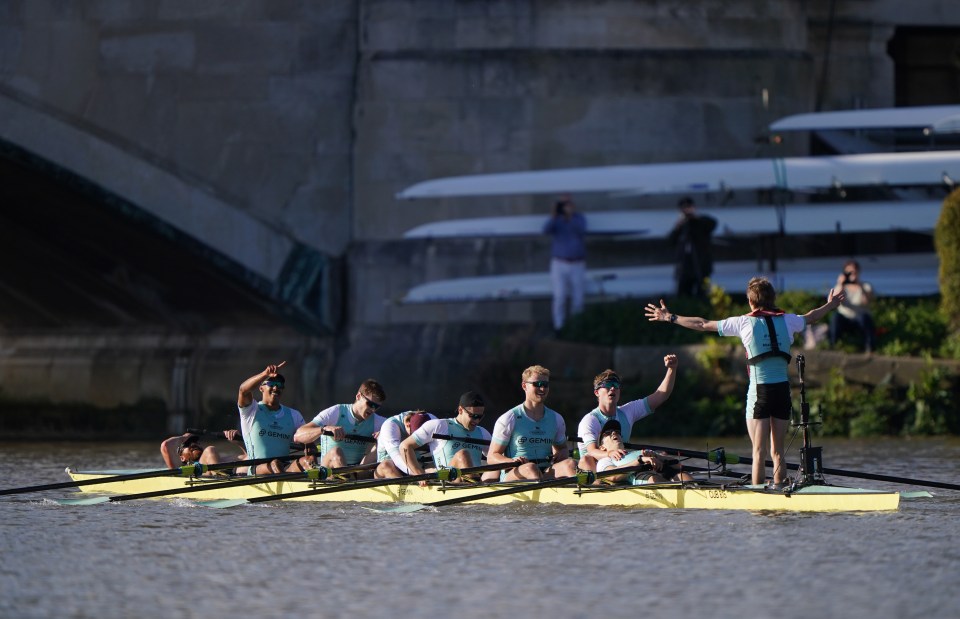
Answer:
[
  {"left": 801, "top": 288, "right": 845, "bottom": 325},
  {"left": 160, "top": 435, "right": 183, "bottom": 469},
  {"left": 644, "top": 299, "right": 719, "bottom": 332},
  {"left": 238, "top": 361, "right": 285, "bottom": 407},
  {"left": 646, "top": 354, "right": 679, "bottom": 410}
]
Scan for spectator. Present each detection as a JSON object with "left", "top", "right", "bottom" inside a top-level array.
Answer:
[
  {"left": 829, "top": 259, "right": 876, "bottom": 353},
  {"left": 543, "top": 195, "right": 587, "bottom": 334},
  {"left": 668, "top": 196, "right": 717, "bottom": 299}
]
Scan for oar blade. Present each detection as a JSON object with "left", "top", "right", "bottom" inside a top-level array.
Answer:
[
  {"left": 194, "top": 498, "right": 250, "bottom": 509},
  {"left": 900, "top": 491, "right": 934, "bottom": 500},
  {"left": 361, "top": 503, "right": 433, "bottom": 514},
  {"left": 52, "top": 496, "right": 112, "bottom": 506}
]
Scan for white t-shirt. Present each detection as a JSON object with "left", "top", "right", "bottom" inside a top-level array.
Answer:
[{"left": 577, "top": 398, "right": 653, "bottom": 455}]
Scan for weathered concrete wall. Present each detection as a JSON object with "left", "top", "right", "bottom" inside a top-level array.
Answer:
[{"left": 0, "top": 1, "right": 358, "bottom": 256}]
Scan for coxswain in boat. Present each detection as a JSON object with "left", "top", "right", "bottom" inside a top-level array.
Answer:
[
  {"left": 487, "top": 366, "right": 578, "bottom": 481},
  {"left": 235, "top": 362, "right": 312, "bottom": 475},
  {"left": 576, "top": 354, "right": 679, "bottom": 472},
  {"left": 294, "top": 379, "right": 386, "bottom": 476},
  {"left": 160, "top": 430, "right": 246, "bottom": 475},
  {"left": 645, "top": 278, "right": 843, "bottom": 487},
  {"left": 593, "top": 419, "right": 692, "bottom": 485},
  {"left": 373, "top": 410, "right": 436, "bottom": 478},
  {"left": 400, "top": 391, "right": 500, "bottom": 485}
]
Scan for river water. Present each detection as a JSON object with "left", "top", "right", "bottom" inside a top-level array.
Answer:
[{"left": 1, "top": 438, "right": 958, "bottom": 619}]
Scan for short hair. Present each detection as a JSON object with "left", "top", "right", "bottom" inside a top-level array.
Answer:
[
  {"left": 677, "top": 196, "right": 694, "bottom": 208},
  {"left": 592, "top": 369, "right": 621, "bottom": 390},
  {"left": 521, "top": 365, "right": 550, "bottom": 382},
  {"left": 746, "top": 277, "right": 777, "bottom": 310},
  {"left": 844, "top": 259, "right": 861, "bottom": 271},
  {"left": 358, "top": 379, "right": 386, "bottom": 402}
]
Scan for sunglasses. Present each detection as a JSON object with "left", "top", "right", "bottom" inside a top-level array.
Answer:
[
  {"left": 262, "top": 381, "right": 284, "bottom": 390},
  {"left": 596, "top": 380, "right": 621, "bottom": 390},
  {"left": 362, "top": 395, "right": 381, "bottom": 410},
  {"left": 525, "top": 380, "right": 550, "bottom": 389},
  {"left": 177, "top": 444, "right": 202, "bottom": 455},
  {"left": 465, "top": 412, "right": 483, "bottom": 421}
]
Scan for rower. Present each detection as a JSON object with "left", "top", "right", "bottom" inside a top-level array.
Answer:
[
  {"left": 576, "top": 355, "right": 679, "bottom": 472},
  {"left": 236, "top": 362, "right": 312, "bottom": 475},
  {"left": 160, "top": 430, "right": 246, "bottom": 475},
  {"left": 294, "top": 379, "right": 386, "bottom": 475},
  {"left": 400, "top": 391, "right": 499, "bottom": 485},
  {"left": 594, "top": 419, "right": 692, "bottom": 484},
  {"left": 487, "top": 365, "right": 577, "bottom": 481},
  {"left": 374, "top": 410, "right": 436, "bottom": 479}
]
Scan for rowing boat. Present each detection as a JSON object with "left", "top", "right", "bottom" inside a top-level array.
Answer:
[{"left": 63, "top": 468, "right": 902, "bottom": 511}]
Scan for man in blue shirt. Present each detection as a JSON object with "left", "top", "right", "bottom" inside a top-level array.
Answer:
[{"left": 543, "top": 195, "right": 587, "bottom": 334}]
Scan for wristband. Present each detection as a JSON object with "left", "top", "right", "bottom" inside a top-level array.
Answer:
[{"left": 669, "top": 313, "right": 678, "bottom": 324}]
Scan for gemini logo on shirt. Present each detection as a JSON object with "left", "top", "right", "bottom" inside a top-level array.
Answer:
[
  {"left": 259, "top": 429, "right": 292, "bottom": 440},
  {"left": 517, "top": 437, "right": 552, "bottom": 445}
]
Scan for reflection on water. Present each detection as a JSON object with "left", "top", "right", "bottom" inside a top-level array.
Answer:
[{"left": 1, "top": 439, "right": 959, "bottom": 619}]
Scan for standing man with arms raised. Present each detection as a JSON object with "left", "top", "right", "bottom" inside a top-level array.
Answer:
[
  {"left": 543, "top": 195, "right": 587, "bottom": 335},
  {"left": 576, "top": 354, "right": 679, "bottom": 472},
  {"left": 294, "top": 379, "right": 386, "bottom": 471},
  {"left": 236, "top": 362, "right": 311, "bottom": 475},
  {"left": 487, "top": 366, "right": 578, "bottom": 481},
  {"left": 645, "top": 278, "right": 843, "bottom": 488}
]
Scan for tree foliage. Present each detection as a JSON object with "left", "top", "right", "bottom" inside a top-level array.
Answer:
[{"left": 935, "top": 187, "right": 960, "bottom": 331}]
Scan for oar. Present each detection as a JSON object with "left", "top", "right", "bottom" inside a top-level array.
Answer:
[
  {"left": 0, "top": 452, "right": 303, "bottom": 497},
  {"left": 431, "top": 434, "right": 490, "bottom": 446},
  {"left": 376, "top": 463, "right": 654, "bottom": 513},
  {"left": 53, "top": 462, "right": 380, "bottom": 506},
  {"left": 197, "top": 461, "right": 519, "bottom": 509},
  {"left": 628, "top": 442, "right": 960, "bottom": 492}
]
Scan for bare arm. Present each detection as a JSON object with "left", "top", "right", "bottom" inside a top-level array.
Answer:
[
  {"left": 238, "top": 361, "right": 285, "bottom": 407},
  {"left": 399, "top": 435, "right": 425, "bottom": 477},
  {"left": 644, "top": 299, "right": 719, "bottom": 332},
  {"left": 801, "top": 288, "right": 845, "bottom": 325},
  {"left": 160, "top": 436, "right": 182, "bottom": 469},
  {"left": 646, "top": 354, "right": 679, "bottom": 410}
]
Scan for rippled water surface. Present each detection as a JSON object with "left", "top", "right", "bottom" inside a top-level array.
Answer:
[{"left": 1, "top": 438, "right": 959, "bottom": 619}]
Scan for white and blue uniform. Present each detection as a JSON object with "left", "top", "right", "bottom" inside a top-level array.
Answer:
[
  {"left": 310, "top": 404, "right": 385, "bottom": 465},
  {"left": 576, "top": 398, "right": 654, "bottom": 456},
  {"left": 238, "top": 401, "right": 306, "bottom": 466},
  {"left": 491, "top": 405, "right": 567, "bottom": 479},
  {"left": 410, "top": 418, "right": 491, "bottom": 469},
  {"left": 377, "top": 411, "right": 437, "bottom": 474},
  {"left": 717, "top": 312, "right": 805, "bottom": 419}
]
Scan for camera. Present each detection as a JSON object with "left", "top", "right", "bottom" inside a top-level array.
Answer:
[
  {"left": 554, "top": 200, "right": 568, "bottom": 216},
  {"left": 843, "top": 271, "right": 853, "bottom": 283}
]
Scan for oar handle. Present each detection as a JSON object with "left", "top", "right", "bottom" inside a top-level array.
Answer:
[
  {"left": 320, "top": 430, "right": 376, "bottom": 444},
  {"left": 431, "top": 433, "right": 491, "bottom": 446},
  {"left": 621, "top": 442, "right": 741, "bottom": 465}
]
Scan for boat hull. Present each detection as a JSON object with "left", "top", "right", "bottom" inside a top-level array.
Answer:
[{"left": 64, "top": 469, "right": 900, "bottom": 512}]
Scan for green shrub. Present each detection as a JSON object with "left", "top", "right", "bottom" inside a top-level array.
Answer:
[
  {"left": 936, "top": 188, "right": 960, "bottom": 331},
  {"left": 904, "top": 364, "right": 959, "bottom": 435}
]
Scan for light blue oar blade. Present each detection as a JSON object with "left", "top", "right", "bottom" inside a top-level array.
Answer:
[
  {"left": 194, "top": 498, "right": 250, "bottom": 509},
  {"left": 900, "top": 491, "right": 934, "bottom": 500},
  {"left": 52, "top": 496, "right": 112, "bottom": 506},
  {"left": 361, "top": 503, "right": 430, "bottom": 514}
]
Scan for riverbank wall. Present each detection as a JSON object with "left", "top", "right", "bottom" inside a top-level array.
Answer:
[{"left": 1, "top": 326, "right": 957, "bottom": 439}]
